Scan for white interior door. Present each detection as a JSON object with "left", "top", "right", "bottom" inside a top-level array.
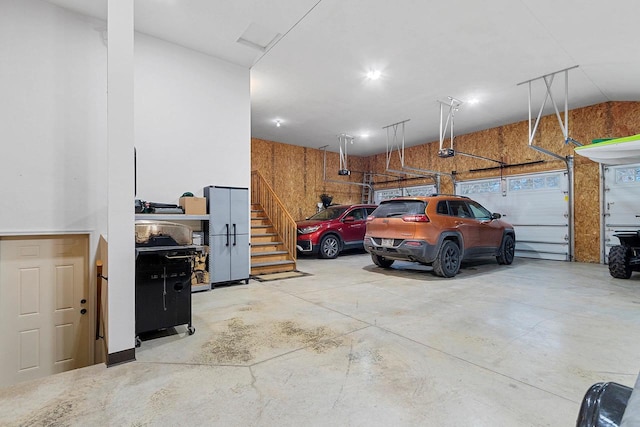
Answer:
[
  {"left": 603, "top": 164, "right": 640, "bottom": 262},
  {"left": 0, "top": 235, "right": 91, "bottom": 387},
  {"left": 456, "top": 171, "right": 570, "bottom": 261}
]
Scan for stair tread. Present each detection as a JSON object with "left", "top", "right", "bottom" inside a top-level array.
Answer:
[
  {"left": 252, "top": 233, "right": 277, "bottom": 237},
  {"left": 251, "top": 225, "right": 273, "bottom": 228},
  {"left": 251, "top": 251, "right": 288, "bottom": 257},
  {"left": 251, "top": 260, "right": 296, "bottom": 268},
  {"left": 251, "top": 241, "right": 283, "bottom": 246}
]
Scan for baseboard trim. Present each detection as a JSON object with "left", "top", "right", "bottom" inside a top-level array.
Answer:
[{"left": 106, "top": 348, "right": 136, "bottom": 367}]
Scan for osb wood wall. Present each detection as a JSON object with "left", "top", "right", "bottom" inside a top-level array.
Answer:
[
  {"left": 252, "top": 101, "right": 640, "bottom": 263},
  {"left": 251, "top": 138, "right": 371, "bottom": 221}
]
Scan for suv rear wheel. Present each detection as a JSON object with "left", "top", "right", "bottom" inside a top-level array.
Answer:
[
  {"left": 371, "top": 254, "right": 394, "bottom": 268},
  {"left": 432, "top": 240, "right": 461, "bottom": 278},
  {"left": 497, "top": 234, "right": 515, "bottom": 265},
  {"left": 319, "top": 234, "right": 340, "bottom": 259}
]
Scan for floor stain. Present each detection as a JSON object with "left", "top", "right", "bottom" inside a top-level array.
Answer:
[
  {"left": 347, "top": 348, "right": 384, "bottom": 364},
  {"left": 199, "top": 318, "right": 256, "bottom": 363},
  {"left": 150, "top": 388, "right": 172, "bottom": 409},
  {"left": 198, "top": 318, "right": 343, "bottom": 364},
  {"left": 277, "top": 321, "right": 343, "bottom": 352},
  {"left": 18, "top": 400, "right": 75, "bottom": 427}
]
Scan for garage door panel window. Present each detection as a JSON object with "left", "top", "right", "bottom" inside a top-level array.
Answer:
[
  {"left": 459, "top": 180, "right": 501, "bottom": 196},
  {"left": 615, "top": 167, "right": 640, "bottom": 184},
  {"left": 508, "top": 175, "right": 561, "bottom": 192},
  {"left": 374, "top": 185, "right": 437, "bottom": 204}
]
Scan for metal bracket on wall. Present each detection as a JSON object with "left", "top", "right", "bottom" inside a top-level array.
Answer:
[
  {"left": 338, "top": 133, "right": 354, "bottom": 175},
  {"left": 438, "top": 97, "right": 462, "bottom": 158},
  {"left": 436, "top": 96, "right": 504, "bottom": 165},
  {"left": 518, "top": 65, "right": 582, "bottom": 160},
  {"left": 321, "top": 145, "right": 372, "bottom": 193},
  {"left": 384, "top": 119, "right": 410, "bottom": 169},
  {"left": 382, "top": 118, "right": 452, "bottom": 191}
]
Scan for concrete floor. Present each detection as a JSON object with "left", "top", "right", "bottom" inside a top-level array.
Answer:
[{"left": 2, "top": 253, "right": 640, "bottom": 426}]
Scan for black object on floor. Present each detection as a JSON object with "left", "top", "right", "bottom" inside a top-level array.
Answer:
[
  {"left": 135, "top": 247, "right": 196, "bottom": 347},
  {"left": 576, "top": 381, "right": 632, "bottom": 427}
]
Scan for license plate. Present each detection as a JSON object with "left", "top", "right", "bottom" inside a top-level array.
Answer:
[{"left": 381, "top": 238, "right": 394, "bottom": 247}]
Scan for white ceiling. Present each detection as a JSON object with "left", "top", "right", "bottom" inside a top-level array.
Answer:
[{"left": 47, "top": 0, "right": 640, "bottom": 156}]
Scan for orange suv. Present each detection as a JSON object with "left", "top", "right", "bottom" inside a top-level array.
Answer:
[{"left": 364, "top": 195, "right": 515, "bottom": 277}]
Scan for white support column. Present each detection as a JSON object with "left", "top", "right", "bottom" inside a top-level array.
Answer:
[{"left": 107, "top": 0, "right": 135, "bottom": 361}]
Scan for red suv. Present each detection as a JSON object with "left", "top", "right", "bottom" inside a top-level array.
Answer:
[
  {"left": 297, "top": 204, "right": 377, "bottom": 259},
  {"left": 365, "top": 195, "right": 515, "bottom": 277}
]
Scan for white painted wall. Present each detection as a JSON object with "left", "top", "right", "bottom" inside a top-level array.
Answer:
[
  {"left": 0, "top": 0, "right": 251, "bottom": 358},
  {"left": 135, "top": 34, "right": 251, "bottom": 202},
  {"left": 0, "top": 0, "right": 108, "bottom": 235}
]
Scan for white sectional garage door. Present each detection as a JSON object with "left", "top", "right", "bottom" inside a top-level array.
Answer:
[
  {"left": 602, "top": 163, "right": 640, "bottom": 262},
  {"left": 456, "top": 171, "right": 570, "bottom": 261},
  {"left": 373, "top": 184, "right": 437, "bottom": 204}
]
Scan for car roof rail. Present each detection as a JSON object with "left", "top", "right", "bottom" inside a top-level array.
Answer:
[{"left": 429, "top": 193, "right": 470, "bottom": 199}]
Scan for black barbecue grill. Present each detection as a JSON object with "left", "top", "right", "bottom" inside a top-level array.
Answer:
[{"left": 135, "top": 221, "right": 197, "bottom": 346}]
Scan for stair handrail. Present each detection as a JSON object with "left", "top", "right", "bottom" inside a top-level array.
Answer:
[{"left": 251, "top": 170, "right": 297, "bottom": 262}]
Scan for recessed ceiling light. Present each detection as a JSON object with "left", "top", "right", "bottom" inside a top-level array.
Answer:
[
  {"left": 366, "top": 70, "right": 381, "bottom": 80},
  {"left": 275, "top": 119, "right": 281, "bottom": 127},
  {"left": 360, "top": 133, "right": 369, "bottom": 138},
  {"left": 467, "top": 98, "right": 480, "bottom": 105}
]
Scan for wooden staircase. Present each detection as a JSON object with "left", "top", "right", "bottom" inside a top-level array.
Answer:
[{"left": 251, "top": 204, "right": 296, "bottom": 275}]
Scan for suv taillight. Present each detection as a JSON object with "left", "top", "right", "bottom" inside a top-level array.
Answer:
[{"left": 402, "top": 214, "right": 430, "bottom": 222}]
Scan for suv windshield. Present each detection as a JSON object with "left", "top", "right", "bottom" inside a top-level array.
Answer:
[
  {"left": 370, "top": 200, "right": 427, "bottom": 218},
  {"left": 308, "top": 206, "right": 347, "bottom": 220}
]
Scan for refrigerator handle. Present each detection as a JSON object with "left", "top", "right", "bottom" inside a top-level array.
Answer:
[
  {"left": 233, "top": 224, "right": 237, "bottom": 246},
  {"left": 225, "top": 224, "right": 230, "bottom": 246}
]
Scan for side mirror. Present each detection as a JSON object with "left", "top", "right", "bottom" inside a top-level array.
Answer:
[
  {"left": 343, "top": 216, "right": 356, "bottom": 223},
  {"left": 491, "top": 213, "right": 502, "bottom": 219}
]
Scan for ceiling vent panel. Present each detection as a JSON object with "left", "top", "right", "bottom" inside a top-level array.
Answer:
[{"left": 237, "top": 22, "right": 281, "bottom": 52}]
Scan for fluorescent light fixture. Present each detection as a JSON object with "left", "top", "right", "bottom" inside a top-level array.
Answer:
[
  {"left": 467, "top": 98, "right": 480, "bottom": 105},
  {"left": 360, "top": 133, "right": 369, "bottom": 139},
  {"left": 366, "top": 70, "right": 381, "bottom": 80}
]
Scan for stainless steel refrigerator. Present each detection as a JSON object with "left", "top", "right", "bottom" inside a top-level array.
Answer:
[{"left": 204, "top": 186, "right": 250, "bottom": 286}]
